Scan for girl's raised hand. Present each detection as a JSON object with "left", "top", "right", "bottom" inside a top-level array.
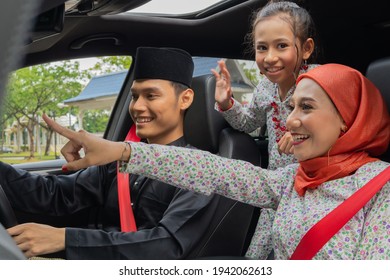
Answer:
[
  {"left": 42, "top": 113, "right": 127, "bottom": 171},
  {"left": 277, "top": 131, "right": 294, "bottom": 155},
  {"left": 211, "top": 60, "right": 233, "bottom": 111}
]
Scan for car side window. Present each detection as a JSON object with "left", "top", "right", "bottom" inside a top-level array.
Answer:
[
  {"left": 0, "top": 56, "right": 131, "bottom": 164},
  {"left": 233, "top": 59, "right": 264, "bottom": 138},
  {"left": 1, "top": 56, "right": 261, "bottom": 164}
]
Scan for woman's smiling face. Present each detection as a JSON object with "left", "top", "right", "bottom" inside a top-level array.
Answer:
[{"left": 286, "top": 78, "right": 345, "bottom": 162}]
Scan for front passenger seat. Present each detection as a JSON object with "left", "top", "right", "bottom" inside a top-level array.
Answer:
[{"left": 184, "top": 74, "right": 261, "bottom": 258}]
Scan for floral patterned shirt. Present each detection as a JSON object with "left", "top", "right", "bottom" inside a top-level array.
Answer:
[
  {"left": 122, "top": 142, "right": 390, "bottom": 260},
  {"left": 216, "top": 64, "right": 320, "bottom": 258},
  {"left": 216, "top": 64, "right": 319, "bottom": 170}
]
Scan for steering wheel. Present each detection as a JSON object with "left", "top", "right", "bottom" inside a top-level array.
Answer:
[{"left": 0, "top": 184, "right": 18, "bottom": 228}]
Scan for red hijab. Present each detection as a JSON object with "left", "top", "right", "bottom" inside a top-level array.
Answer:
[{"left": 294, "top": 64, "right": 390, "bottom": 196}]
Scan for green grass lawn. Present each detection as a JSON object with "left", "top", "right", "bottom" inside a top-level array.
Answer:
[{"left": 0, "top": 152, "right": 59, "bottom": 164}]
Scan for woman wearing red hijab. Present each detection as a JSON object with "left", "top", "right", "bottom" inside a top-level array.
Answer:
[{"left": 42, "top": 64, "right": 390, "bottom": 259}]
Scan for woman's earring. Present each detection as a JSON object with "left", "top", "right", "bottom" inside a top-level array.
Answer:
[
  {"left": 301, "top": 60, "right": 308, "bottom": 70},
  {"left": 340, "top": 125, "right": 347, "bottom": 136}
]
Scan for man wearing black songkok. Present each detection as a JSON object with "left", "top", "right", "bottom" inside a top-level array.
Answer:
[{"left": 0, "top": 47, "right": 219, "bottom": 259}]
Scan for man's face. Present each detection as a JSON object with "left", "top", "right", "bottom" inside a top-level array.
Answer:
[{"left": 129, "top": 79, "right": 187, "bottom": 144}]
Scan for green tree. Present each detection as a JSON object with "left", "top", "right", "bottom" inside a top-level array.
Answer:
[
  {"left": 3, "top": 56, "right": 131, "bottom": 158},
  {"left": 81, "top": 56, "right": 132, "bottom": 133},
  {"left": 240, "top": 62, "right": 260, "bottom": 86},
  {"left": 89, "top": 56, "right": 132, "bottom": 75},
  {"left": 0, "top": 112, "right": 11, "bottom": 151},
  {"left": 83, "top": 110, "right": 111, "bottom": 133},
  {"left": 5, "top": 61, "right": 88, "bottom": 157}
]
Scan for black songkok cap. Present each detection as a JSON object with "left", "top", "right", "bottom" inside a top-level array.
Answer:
[{"left": 133, "top": 47, "right": 194, "bottom": 87}]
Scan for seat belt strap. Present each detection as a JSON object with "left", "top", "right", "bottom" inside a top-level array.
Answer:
[
  {"left": 290, "top": 165, "right": 390, "bottom": 260},
  {"left": 117, "top": 125, "right": 140, "bottom": 232}
]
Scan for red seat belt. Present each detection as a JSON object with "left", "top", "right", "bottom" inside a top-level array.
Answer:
[
  {"left": 117, "top": 125, "right": 140, "bottom": 232},
  {"left": 290, "top": 165, "right": 390, "bottom": 260}
]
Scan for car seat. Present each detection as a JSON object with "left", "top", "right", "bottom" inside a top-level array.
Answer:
[
  {"left": 365, "top": 57, "right": 390, "bottom": 163},
  {"left": 184, "top": 74, "right": 261, "bottom": 258}
]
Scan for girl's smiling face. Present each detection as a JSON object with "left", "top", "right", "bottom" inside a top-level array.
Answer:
[
  {"left": 254, "top": 16, "right": 299, "bottom": 91},
  {"left": 286, "top": 78, "right": 345, "bottom": 161}
]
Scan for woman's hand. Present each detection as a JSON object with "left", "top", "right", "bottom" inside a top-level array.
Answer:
[
  {"left": 42, "top": 113, "right": 129, "bottom": 171},
  {"left": 211, "top": 60, "right": 233, "bottom": 111}
]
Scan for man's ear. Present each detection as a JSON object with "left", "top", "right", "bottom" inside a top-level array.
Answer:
[{"left": 179, "top": 88, "right": 194, "bottom": 110}]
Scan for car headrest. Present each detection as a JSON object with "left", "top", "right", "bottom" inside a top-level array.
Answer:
[
  {"left": 366, "top": 57, "right": 390, "bottom": 162},
  {"left": 366, "top": 57, "right": 390, "bottom": 112},
  {"left": 184, "top": 74, "right": 229, "bottom": 153}
]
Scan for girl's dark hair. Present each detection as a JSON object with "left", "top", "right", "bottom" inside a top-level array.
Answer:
[{"left": 245, "top": 0, "right": 320, "bottom": 64}]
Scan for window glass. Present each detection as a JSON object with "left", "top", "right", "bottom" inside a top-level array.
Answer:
[
  {"left": 0, "top": 55, "right": 263, "bottom": 164},
  {"left": 192, "top": 57, "right": 262, "bottom": 137},
  {"left": 0, "top": 56, "right": 131, "bottom": 164}
]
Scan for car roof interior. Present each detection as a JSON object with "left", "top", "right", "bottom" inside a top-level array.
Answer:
[{"left": 23, "top": 0, "right": 390, "bottom": 74}]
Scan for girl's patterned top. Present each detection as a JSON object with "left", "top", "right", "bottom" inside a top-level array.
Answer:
[
  {"left": 216, "top": 64, "right": 319, "bottom": 170},
  {"left": 122, "top": 142, "right": 390, "bottom": 260}
]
